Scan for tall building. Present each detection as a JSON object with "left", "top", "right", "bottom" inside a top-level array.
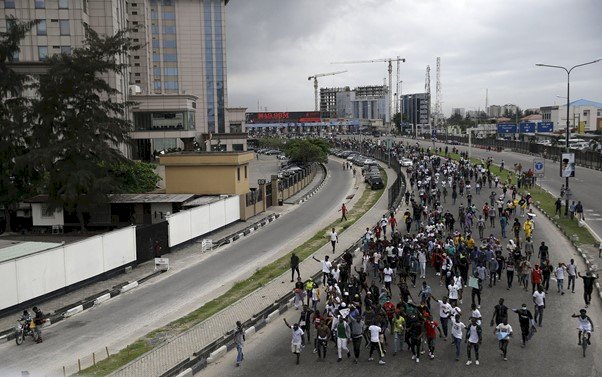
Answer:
[
  {"left": 326, "top": 85, "right": 389, "bottom": 122},
  {"left": 401, "top": 93, "right": 430, "bottom": 127},
  {"left": 487, "top": 105, "right": 502, "bottom": 118},
  {"left": 451, "top": 107, "right": 465, "bottom": 118},
  {"left": 1, "top": 0, "right": 245, "bottom": 160}
]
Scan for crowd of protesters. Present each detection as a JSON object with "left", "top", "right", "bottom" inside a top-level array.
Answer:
[{"left": 276, "top": 140, "right": 596, "bottom": 367}]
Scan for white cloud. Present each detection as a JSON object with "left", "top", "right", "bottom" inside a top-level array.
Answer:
[{"left": 226, "top": 0, "right": 602, "bottom": 115}]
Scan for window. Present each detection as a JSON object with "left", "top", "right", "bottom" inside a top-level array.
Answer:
[
  {"left": 163, "top": 53, "right": 177, "bottom": 62},
  {"left": 244, "top": 166, "right": 248, "bottom": 179},
  {"left": 163, "top": 67, "right": 177, "bottom": 75},
  {"left": 59, "top": 0, "right": 68, "bottom": 9},
  {"left": 35, "top": 0, "right": 45, "bottom": 9},
  {"left": 153, "top": 81, "right": 161, "bottom": 90},
  {"left": 4, "top": 0, "right": 15, "bottom": 8},
  {"left": 37, "top": 20, "right": 47, "bottom": 35},
  {"left": 135, "top": 80, "right": 141, "bottom": 83},
  {"left": 153, "top": 68, "right": 161, "bottom": 76},
  {"left": 162, "top": 0, "right": 173, "bottom": 5},
  {"left": 152, "top": 54, "right": 160, "bottom": 62},
  {"left": 8, "top": 50, "right": 18, "bottom": 62},
  {"left": 162, "top": 12, "right": 175, "bottom": 20},
  {"left": 151, "top": 25, "right": 159, "bottom": 34},
  {"left": 163, "top": 39, "right": 176, "bottom": 48},
  {"left": 38, "top": 46, "right": 48, "bottom": 61},
  {"left": 59, "top": 20, "right": 70, "bottom": 35},
  {"left": 163, "top": 26, "right": 175, "bottom": 34},
  {"left": 41, "top": 204, "right": 55, "bottom": 218},
  {"left": 60, "top": 46, "right": 71, "bottom": 54},
  {"left": 152, "top": 40, "right": 160, "bottom": 48},
  {"left": 237, "top": 167, "right": 240, "bottom": 181},
  {"left": 131, "top": 11, "right": 137, "bottom": 15},
  {"left": 164, "top": 81, "right": 178, "bottom": 90}
]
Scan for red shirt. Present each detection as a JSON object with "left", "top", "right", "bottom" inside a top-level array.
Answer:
[
  {"left": 424, "top": 320, "right": 439, "bottom": 339},
  {"left": 531, "top": 269, "right": 542, "bottom": 284},
  {"left": 383, "top": 301, "right": 396, "bottom": 319}
]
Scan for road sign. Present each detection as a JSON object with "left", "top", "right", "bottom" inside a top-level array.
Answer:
[
  {"left": 533, "top": 158, "right": 545, "bottom": 177},
  {"left": 497, "top": 123, "right": 517, "bottom": 134}
]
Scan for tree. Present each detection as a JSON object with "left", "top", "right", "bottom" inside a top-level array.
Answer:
[
  {"left": 283, "top": 139, "right": 328, "bottom": 164},
  {"left": 25, "top": 26, "right": 138, "bottom": 231},
  {"left": 110, "top": 161, "right": 161, "bottom": 194},
  {"left": 392, "top": 112, "right": 402, "bottom": 131},
  {"left": 0, "top": 17, "right": 38, "bottom": 232}
]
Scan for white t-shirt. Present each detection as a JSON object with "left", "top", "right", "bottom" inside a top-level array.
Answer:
[
  {"left": 291, "top": 327, "right": 304, "bottom": 345},
  {"left": 381, "top": 218, "right": 388, "bottom": 228},
  {"left": 533, "top": 291, "right": 546, "bottom": 306},
  {"left": 331, "top": 268, "right": 340, "bottom": 282},
  {"left": 322, "top": 260, "right": 332, "bottom": 273},
  {"left": 467, "top": 325, "right": 480, "bottom": 343},
  {"left": 495, "top": 323, "right": 513, "bottom": 338},
  {"left": 418, "top": 251, "right": 427, "bottom": 263},
  {"left": 471, "top": 309, "right": 482, "bottom": 325},
  {"left": 438, "top": 300, "right": 452, "bottom": 318},
  {"left": 555, "top": 266, "right": 566, "bottom": 280},
  {"left": 451, "top": 318, "right": 466, "bottom": 339},
  {"left": 368, "top": 325, "right": 382, "bottom": 342},
  {"left": 567, "top": 263, "right": 577, "bottom": 276},
  {"left": 383, "top": 267, "right": 393, "bottom": 282},
  {"left": 330, "top": 232, "right": 338, "bottom": 242},
  {"left": 448, "top": 284, "right": 459, "bottom": 300},
  {"left": 451, "top": 306, "right": 462, "bottom": 317}
]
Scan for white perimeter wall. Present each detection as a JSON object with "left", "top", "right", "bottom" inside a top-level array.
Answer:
[
  {"left": 0, "top": 226, "right": 136, "bottom": 311},
  {"left": 168, "top": 196, "right": 240, "bottom": 247}
]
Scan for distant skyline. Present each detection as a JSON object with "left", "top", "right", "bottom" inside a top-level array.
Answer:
[{"left": 225, "top": 0, "right": 602, "bottom": 116}]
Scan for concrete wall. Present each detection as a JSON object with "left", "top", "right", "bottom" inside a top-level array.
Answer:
[
  {"left": 0, "top": 226, "right": 136, "bottom": 311},
  {"left": 31, "top": 203, "right": 64, "bottom": 227},
  {"left": 167, "top": 196, "right": 240, "bottom": 247}
]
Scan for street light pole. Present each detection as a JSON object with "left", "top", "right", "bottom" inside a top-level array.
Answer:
[{"left": 536, "top": 59, "right": 602, "bottom": 216}]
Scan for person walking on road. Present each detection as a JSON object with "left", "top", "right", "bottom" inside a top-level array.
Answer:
[
  {"left": 313, "top": 255, "right": 332, "bottom": 286},
  {"left": 578, "top": 271, "right": 598, "bottom": 308},
  {"left": 339, "top": 203, "right": 348, "bottom": 221},
  {"left": 350, "top": 313, "right": 364, "bottom": 364},
  {"left": 532, "top": 286, "right": 546, "bottom": 327},
  {"left": 283, "top": 318, "right": 304, "bottom": 365},
  {"left": 234, "top": 321, "right": 245, "bottom": 367},
  {"left": 555, "top": 263, "right": 567, "bottom": 295},
  {"left": 512, "top": 305, "right": 534, "bottom": 347},
  {"left": 451, "top": 314, "right": 466, "bottom": 361},
  {"left": 368, "top": 322, "right": 386, "bottom": 364},
  {"left": 465, "top": 317, "right": 482, "bottom": 366},
  {"left": 490, "top": 298, "right": 508, "bottom": 327},
  {"left": 330, "top": 228, "right": 339, "bottom": 254},
  {"left": 567, "top": 259, "right": 577, "bottom": 293},
  {"left": 290, "top": 252, "right": 300, "bottom": 282},
  {"left": 495, "top": 318, "right": 513, "bottom": 361},
  {"left": 332, "top": 315, "right": 351, "bottom": 362}
]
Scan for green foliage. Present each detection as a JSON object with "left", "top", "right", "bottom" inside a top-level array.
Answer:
[
  {"left": 111, "top": 161, "right": 161, "bottom": 194},
  {"left": 392, "top": 112, "right": 402, "bottom": 131},
  {"left": 24, "top": 26, "right": 138, "bottom": 230},
  {"left": 283, "top": 138, "right": 330, "bottom": 164},
  {"left": 0, "top": 17, "right": 39, "bottom": 232}
]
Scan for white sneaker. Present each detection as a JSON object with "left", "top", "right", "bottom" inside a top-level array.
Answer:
[
  {"left": 466, "top": 360, "right": 472, "bottom": 366},
  {"left": 368, "top": 357, "right": 374, "bottom": 361},
  {"left": 411, "top": 355, "right": 416, "bottom": 360},
  {"left": 475, "top": 360, "right": 480, "bottom": 365},
  {"left": 416, "top": 358, "right": 420, "bottom": 363},
  {"left": 379, "top": 360, "right": 386, "bottom": 365}
]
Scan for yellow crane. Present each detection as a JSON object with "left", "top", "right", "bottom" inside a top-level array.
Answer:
[
  {"left": 332, "top": 57, "right": 406, "bottom": 130},
  {"left": 307, "top": 70, "right": 347, "bottom": 111}
]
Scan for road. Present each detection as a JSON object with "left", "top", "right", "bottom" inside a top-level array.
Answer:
[
  {"left": 0, "top": 160, "right": 353, "bottom": 377},
  {"left": 202, "top": 169, "right": 602, "bottom": 377},
  {"left": 398, "top": 136, "right": 602, "bottom": 239}
]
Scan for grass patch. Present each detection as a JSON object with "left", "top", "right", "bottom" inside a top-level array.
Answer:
[
  {"left": 76, "top": 170, "right": 387, "bottom": 376},
  {"left": 437, "top": 151, "right": 595, "bottom": 246}
]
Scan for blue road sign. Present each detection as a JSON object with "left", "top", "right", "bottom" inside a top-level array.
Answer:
[
  {"left": 497, "top": 123, "right": 517, "bottom": 134},
  {"left": 537, "top": 122, "right": 554, "bottom": 132},
  {"left": 533, "top": 158, "right": 545, "bottom": 177},
  {"left": 519, "top": 122, "right": 536, "bottom": 133}
]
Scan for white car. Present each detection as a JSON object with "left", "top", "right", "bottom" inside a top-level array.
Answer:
[{"left": 399, "top": 158, "right": 412, "bottom": 167}]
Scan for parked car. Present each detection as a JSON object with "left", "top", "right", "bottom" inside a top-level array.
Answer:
[
  {"left": 264, "top": 149, "right": 282, "bottom": 155},
  {"left": 368, "top": 175, "right": 384, "bottom": 189}
]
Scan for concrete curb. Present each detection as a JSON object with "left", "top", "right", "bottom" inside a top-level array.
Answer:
[
  {"left": 174, "top": 369, "right": 193, "bottom": 377},
  {"left": 93, "top": 293, "right": 111, "bottom": 306},
  {"left": 63, "top": 305, "right": 84, "bottom": 318},
  {"left": 206, "top": 345, "right": 227, "bottom": 364},
  {"left": 120, "top": 281, "right": 139, "bottom": 293}
]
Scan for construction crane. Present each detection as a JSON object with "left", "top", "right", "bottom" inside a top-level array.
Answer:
[
  {"left": 307, "top": 70, "right": 347, "bottom": 111},
  {"left": 331, "top": 57, "right": 406, "bottom": 131}
]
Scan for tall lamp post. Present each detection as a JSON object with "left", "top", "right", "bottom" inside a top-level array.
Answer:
[{"left": 536, "top": 59, "right": 601, "bottom": 216}]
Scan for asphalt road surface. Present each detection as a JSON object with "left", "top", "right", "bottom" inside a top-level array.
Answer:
[
  {"left": 0, "top": 159, "right": 353, "bottom": 377},
  {"left": 203, "top": 171, "right": 601, "bottom": 377}
]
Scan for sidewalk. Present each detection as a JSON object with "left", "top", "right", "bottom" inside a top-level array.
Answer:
[
  {"left": 110, "top": 162, "right": 394, "bottom": 377},
  {"left": 0, "top": 166, "right": 329, "bottom": 337}
]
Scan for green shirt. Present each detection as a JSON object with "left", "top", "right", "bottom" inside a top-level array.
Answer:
[
  {"left": 393, "top": 316, "right": 406, "bottom": 333},
  {"left": 337, "top": 321, "right": 348, "bottom": 339}
]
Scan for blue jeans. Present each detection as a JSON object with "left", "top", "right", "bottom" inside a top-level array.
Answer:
[
  {"left": 452, "top": 336, "right": 462, "bottom": 359},
  {"left": 236, "top": 344, "right": 244, "bottom": 364},
  {"left": 440, "top": 316, "right": 449, "bottom": 338}
]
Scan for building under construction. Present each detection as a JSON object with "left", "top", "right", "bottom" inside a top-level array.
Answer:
[{"left": 321, "top": 85, "right": 389, "bottom": 123}]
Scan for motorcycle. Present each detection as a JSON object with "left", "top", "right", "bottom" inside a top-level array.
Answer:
[{"left": 15, "top": 318, "right": 39, "bottom": 345}]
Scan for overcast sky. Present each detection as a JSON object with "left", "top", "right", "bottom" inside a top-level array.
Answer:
[{"left": 225, "top": 0, "right": 602, "bottom": 116}]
